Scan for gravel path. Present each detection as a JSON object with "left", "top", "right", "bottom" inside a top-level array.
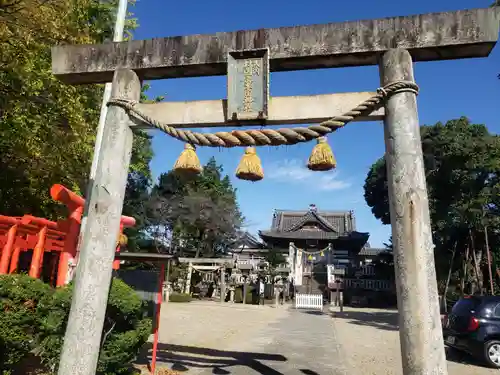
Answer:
[
  {"left": 141, "top": 301, "right": 347, "bottom": 374},
  {"left": 331, "top": 307, "right": 498, "bottom": 375},
  {"left": 213, "top": 308, "right": 348, "bottom": 375},
  {"left": 138, "top": 302, "right": 495, "bottom": 374}
]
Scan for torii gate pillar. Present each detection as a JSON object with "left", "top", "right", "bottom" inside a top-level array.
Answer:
[
  {"left": 380, "top": 49, "right": 446, "bottom": 374},
  {"left": 57, "top": 69, "right": 140, "bottom": 375}
]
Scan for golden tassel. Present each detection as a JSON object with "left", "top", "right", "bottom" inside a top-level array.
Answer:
[
  {"left": 116, "top": 233, "right": 128, "bottom": 247},
  {"left": 173, "top": 143, "right": 202, "bottom": 175},
  {"left": 307, "top": 254, "right": 313, "bottom": 261},
  {"left": 320, "top": 251, "right": 324, "bottom": 257},
  {"left": 235, "top": 147, "right": 264, "bottom": 181},
  {"left": 307, "top": 136, "right": 336, "bottom": 171}
]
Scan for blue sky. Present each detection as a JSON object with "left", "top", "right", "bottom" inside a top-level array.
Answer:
[{"left": 130, "top": 0, "right": 500, "bottom": 247}]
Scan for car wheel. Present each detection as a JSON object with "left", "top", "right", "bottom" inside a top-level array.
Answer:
[{"left": 484, "top": 340, "right": 500, "bottom": 368}]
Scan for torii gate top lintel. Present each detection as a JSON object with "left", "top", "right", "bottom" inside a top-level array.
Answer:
[{"left": 52, "top": 7, "right": 499, "bottom": 84}]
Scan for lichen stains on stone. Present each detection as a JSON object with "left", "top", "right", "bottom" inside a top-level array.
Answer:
[{"left": 52, "top": 7, "right": 499, "bottom": 85}]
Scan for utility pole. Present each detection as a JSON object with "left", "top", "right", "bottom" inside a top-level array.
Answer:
[{"left": 74, "top": 0, "right": 129, "bottom": 280}]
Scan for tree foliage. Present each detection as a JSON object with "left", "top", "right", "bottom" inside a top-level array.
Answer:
[
  {"left": 149, "top": 157, "right": 244, "bottom": 257},
  {"left": 364, "top": 117, "right": 500, "bottom": 231},
  {"left": 121, "top": 84, "right": 163, "bottom": 252},
  {"left": 265, "top": 248, "right": 286, "bottom": 269},
  {"left": 372, "top": 251, "right": 395, "bottom": 281},
  {"left": 0, "top": 0, "right": 152, "bottom": 220},
  {"left": 363, "top": 117, "right": 500, "bottom": 294}
]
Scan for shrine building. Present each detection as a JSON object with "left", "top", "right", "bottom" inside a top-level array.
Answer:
[{"left": 231, "top": 204, "right": 393, "bottom": 296}]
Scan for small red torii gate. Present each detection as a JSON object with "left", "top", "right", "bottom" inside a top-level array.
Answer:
[{"left": 0, "top": 184, "right": 135, "bottom": 286}]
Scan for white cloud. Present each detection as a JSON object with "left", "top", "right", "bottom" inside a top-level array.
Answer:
[{"left": 265, "top": 159, "right": 351, "bottom": 191}]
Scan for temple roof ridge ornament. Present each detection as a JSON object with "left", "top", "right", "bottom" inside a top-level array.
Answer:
[
  {"left": 285, "top": 210, "right": 338, "bottom": 233},
  {"left": 273, "top": 208, "right": 355, "bottom": 215},
  {"left": 269, "top": 206, "right": 357, "bottom": 233}
]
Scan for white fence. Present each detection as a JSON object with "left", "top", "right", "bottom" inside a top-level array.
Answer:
[
  {"left": 295, "top": 293, "right": 323, "bottom": 310},
  {"left": 236, "top": 259, "right": 260, "bottom": 268},
  {"left": 343, "top": 279, "right": 392, "bottom": 290}
]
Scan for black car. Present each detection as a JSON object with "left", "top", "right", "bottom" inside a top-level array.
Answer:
[{"left": 444, "top": 295, "right": 500, "bottom": 368}]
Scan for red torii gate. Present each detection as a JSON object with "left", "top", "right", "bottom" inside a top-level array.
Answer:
[{"left": 0, "top": 184, "right": 135, "bottom": 286}]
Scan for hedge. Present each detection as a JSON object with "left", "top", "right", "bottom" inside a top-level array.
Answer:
[
  {"left": 234, "top": 286, "right": 254, "bottom": 304},
  {"left": 0, "top": 274, "right": 151, "bottom": 375},
  {"left": 169, "top": 293, "right": 192, "bottom": 303},
  {"left": 0, "top": 274, "right": 52, "bottom": 371}
]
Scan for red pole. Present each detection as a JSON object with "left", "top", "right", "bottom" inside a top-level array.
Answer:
[
  {"left": 9, "top": 246, "right": 21, "bottom": 274},
  {"left": 57, "top": 206, "right": 83, "bottom": 287},
  {"left": 29, "top": 226, "right": 47, "bottom": 278},
  {"left": 50, "top": 184, "right": 135, "bottom": 284},
  {"left": 151, "top": 263, "right": 165, "bottom": 375},
  {"left": 0, "top": 225, "right": 17, "bottom": 274}
]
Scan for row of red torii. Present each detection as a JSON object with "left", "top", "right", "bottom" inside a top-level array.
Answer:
[{"left": 0, "top": 184, "right": 134, "bottom": 286}]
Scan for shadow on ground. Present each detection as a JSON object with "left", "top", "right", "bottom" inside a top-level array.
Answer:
[
  {"left": 301, "top": 310, "right": 325, "bottom": 316},
  {"left": 332, "top": 310, "right": 399, "bottom": 331},
  {"left": 332, "top": 311, "right": 490, "bottom": 368},
  {"left": 137, "top": 343, "right": 323, "bottom": 374},
  {"left": 445, "top": 347, "right": 492, "bottom": 368}
]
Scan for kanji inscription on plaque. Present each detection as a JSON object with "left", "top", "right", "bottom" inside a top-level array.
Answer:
[{"left": 227, "top": 48, "right": 269, "bottom": 121}]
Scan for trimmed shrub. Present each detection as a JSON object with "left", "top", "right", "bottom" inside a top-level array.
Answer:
[
  {"left": 0, "top": 274, "right": 52, "bottom": 373},
  {"left": 234, "top": 286, "right": 254, "bottom": 304},
  {"left": 169, "top": 292, "right": 192, "bottom": 303},
  {"left": 0, "top": 275, "right": 151, "bottom": 375},
  {"left": 37, "top": 278, "right": 151, "bottom": 375}
]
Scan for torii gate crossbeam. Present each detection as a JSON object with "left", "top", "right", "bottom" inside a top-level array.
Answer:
[{"left": 52, "top": 8, "right": 498, "bottom": 84}]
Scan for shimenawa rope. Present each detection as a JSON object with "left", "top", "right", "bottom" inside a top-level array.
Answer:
[{"left": 107, "top": 80, "right": 418, "bottom": 148}]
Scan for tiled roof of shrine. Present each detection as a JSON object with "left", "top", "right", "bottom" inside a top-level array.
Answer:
[{"left": 259, "top": 204, "right": 361, "bottom": 242}]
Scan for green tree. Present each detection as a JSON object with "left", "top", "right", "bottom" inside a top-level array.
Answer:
[
  {"left": 151, "top": 157, "right": 243, "bottom": 257},
  {"left": 121, "top": 84, "right": 163, "bottom": 252},
  {"left": 372, "top": 251, "right": 395, "bottom": 281},
  {"left": 363, "top": 158, "right": 390, "bottom": 225},
  {"left": 363, "top": 117, "right": 500, "bottom": 293},
  {"left": 383, "top": 236, "right": 393, "bottom": 250},
  {"left": 0, "top": 0, "right": 152, "bottom": 220},
  {"left": 265, "top": 248, "right": 286, "bottom": 269}
]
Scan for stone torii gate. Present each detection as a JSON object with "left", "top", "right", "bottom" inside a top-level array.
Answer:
[{"left": 51, "top": 7, "right": 499, "bottom": 375}]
